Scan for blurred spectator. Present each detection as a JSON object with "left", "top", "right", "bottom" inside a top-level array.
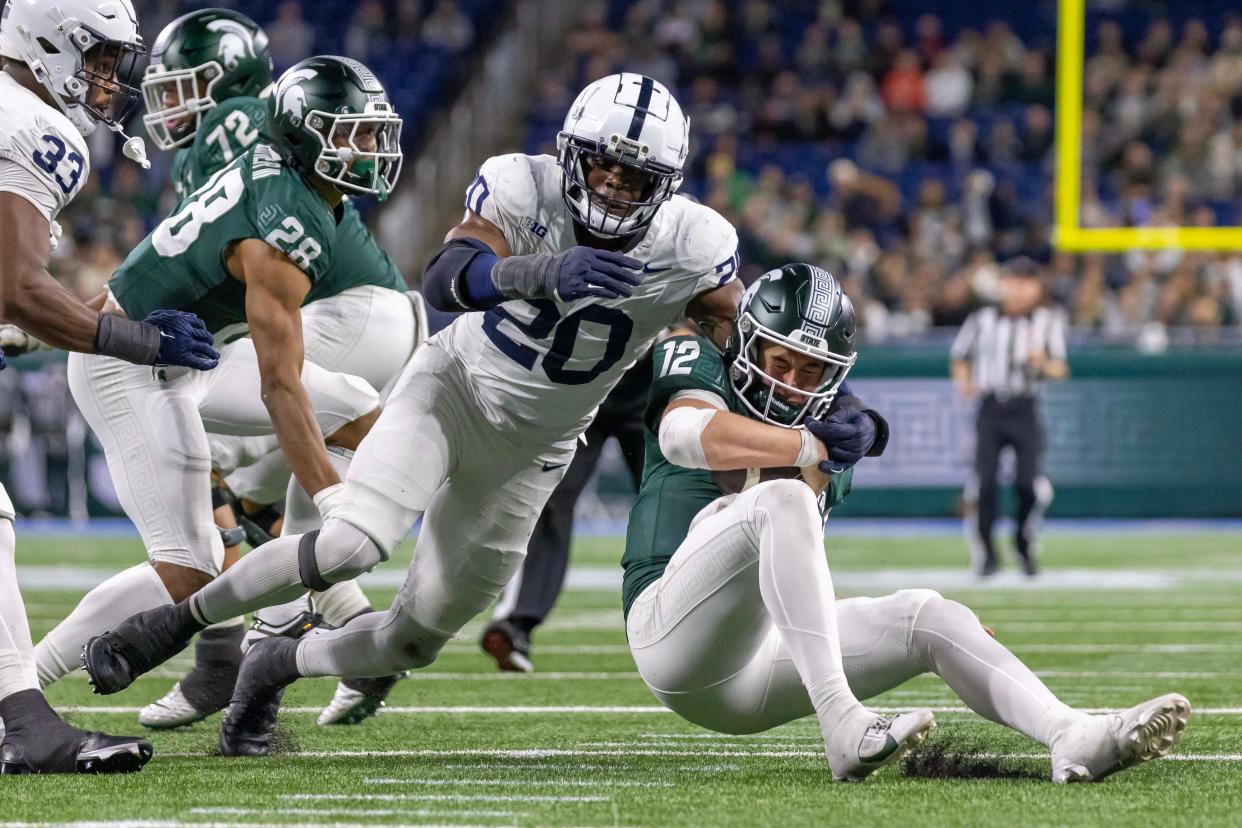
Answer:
[
  {"left": 345, "top": 0, "right": 389, "bottom": 64},
  {"left": 267, "top": 1, "right": 315, "bottom": 70},
  {"left": 422, "top": 0, "right": 475, "bottom": 51}
]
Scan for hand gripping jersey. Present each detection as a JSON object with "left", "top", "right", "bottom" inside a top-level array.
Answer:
[
  {"left": 443, "top": 153, "right": 739, "bottom": 436},
  {"left": 0, "top": 73, "right": 90, "bottom": 223},
  {"left": 170, "top": 96, "right": 405, "bottom": 303},
  {"left": 108, "top": 141, "right": 336, "bottom": 335},
  {"left": 621, "top": 333, "right": 855, "bottom": 616}
]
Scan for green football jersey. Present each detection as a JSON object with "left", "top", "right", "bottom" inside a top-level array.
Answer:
[
  {"left": 170, "top": 97, "right": 405, "bottom": 297},
  {"left": 110, "top": 142, "right": 336, "bottom": 334},
  {"left": 173, "top": 97, "right": 269, "bottom": 199},
  {"left": 621, "top": 334, "right": 855, "bottom": 617}
]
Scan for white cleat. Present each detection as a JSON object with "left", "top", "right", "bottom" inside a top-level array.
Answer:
[
  {"left": 316, "top": 673, "right": 405, "bottom": 726},
  {"left": 138, "top": 683, "right": 214, "bottom": 730},
  {"left": 1051, "top": 693, "right": 1191, "bottom": 783},
  {"left": 827, "top": 709, "right": 936, "bottom": 782}
]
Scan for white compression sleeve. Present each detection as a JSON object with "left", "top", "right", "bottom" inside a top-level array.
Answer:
[
  {"left": 0, "top": 518, "right": 38, "bottom": 700},
  {"left": 658, "top": 406, "right": 718, "bottom": 469},
  {"left": 35, "top": 563, "right": 173, "bottom": 686}
]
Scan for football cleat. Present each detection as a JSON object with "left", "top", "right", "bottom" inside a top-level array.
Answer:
[
  {"left": 480, "top": 620, "right": 533, "bottom": 673},
  {"left": 82, "top": 603, "right": 201, "bottom": 695},
  {"left": 138, "top": 682, "right": 215, "bottom": 730},
  {"left": 827, "top": 710, "right": 936, "bottom": 782},
  {"left": 219, "top": 637, "right": 301, "bottom": 757},
  {"left": 242, "top": 603, "right": 322, "bottom": 654},
  {"left": 317, "top": 673, "right": 407, "bottom": 726},
  {"left": 0, "top": 729, "right": 153, "bottom": 775},
  {"left": 1051, "top": 693, "right": 1190, "bottom": 783}
]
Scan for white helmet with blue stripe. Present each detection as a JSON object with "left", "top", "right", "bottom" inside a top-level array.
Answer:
[{"left": 556, "top": 73, "right": 688, "bottom": 239}]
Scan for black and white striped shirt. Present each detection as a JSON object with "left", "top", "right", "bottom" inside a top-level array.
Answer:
[{"left": 951, "top": 306, "right": 1068, "bottom": 398}]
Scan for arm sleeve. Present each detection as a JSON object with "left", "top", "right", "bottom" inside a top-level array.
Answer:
[
  {"left": 950, "top": 311, "right": 979, "bottom": 361},
  {"left": 0, "top": 158, "right": 57, "bottom": 223}
]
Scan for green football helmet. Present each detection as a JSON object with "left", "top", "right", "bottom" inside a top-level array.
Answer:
[
  {"left": 141, "top": 8, "right": 272, "bottom": 150},
  {"left": 727, "top": 263, "right": 858, "bottom": 426},
  {"left": 269, "top": 56, "right": 403, "bottom": 200}
]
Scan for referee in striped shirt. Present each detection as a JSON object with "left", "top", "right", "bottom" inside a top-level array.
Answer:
[{"left": 951, "top": 257, "right": 1068, "bottom": 576}]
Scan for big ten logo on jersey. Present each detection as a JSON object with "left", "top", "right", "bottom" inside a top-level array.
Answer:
[
  {"left": 521, "top": 216, "right": 549, "bottom": 238},
  {"left": 31, "top": 133, "right": 85, "bottom": 196}
]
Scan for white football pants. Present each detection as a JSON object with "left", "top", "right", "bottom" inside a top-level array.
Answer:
[
  {"left": 0, "top": 484, "right": 37, "bottom": 701},
  {"left": 67, "top": 339, "right": 379, "bottom": 576},
  {"left": 210, "top": 286, "right": 426, "bottom": 503},
  {"left": 628, "top": 487, "right": 1083, "bottom": 745},
  {"left": 289, "top": 335, "right": 576, "bottom": 676}
]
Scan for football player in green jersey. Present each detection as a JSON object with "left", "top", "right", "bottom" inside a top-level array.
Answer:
[
  {"left": 33, "top": 57, "right": 409, "bottom": 726},
  {"left": 122, "top": 8, "right": 425, "bottom": 731},
  {"left": 624, "top": 263, "right": 1190, "bottom": 783}
]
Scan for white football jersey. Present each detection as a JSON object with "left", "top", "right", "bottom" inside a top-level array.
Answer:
[
  {"left": 440, "top": 152, "right": 739, "bottom": 436},
  {"left": 0, "top": 72, "right": 91, "bottom": 222}
]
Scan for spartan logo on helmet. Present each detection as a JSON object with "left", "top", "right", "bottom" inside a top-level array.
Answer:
[
  {"left": 206, "top": 19, "right": 255, "bottom": 71},
  {"left": 276, "top": 68, "right": 316, "bottom": 125}
]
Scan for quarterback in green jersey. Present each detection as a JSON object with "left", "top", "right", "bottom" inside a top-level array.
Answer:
[
  {"left": 123, "top": 8, "right": 425, "bottom": 730},
  {"left": 34, "top": 56, "right": 408, "bottom": 728},
  {"left": 623, "top": 263, "right": 1190, "bottom": 783}
]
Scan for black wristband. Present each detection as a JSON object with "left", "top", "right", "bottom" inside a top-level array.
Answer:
[{"left": 94, "top": 313, "right": 161, "bottom": 365}]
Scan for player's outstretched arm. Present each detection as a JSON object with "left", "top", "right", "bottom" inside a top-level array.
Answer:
[
  {"left": 423, "top": 210, "right": 641, "bottom": 311},
  {"left": 234, "top": 239, "right": 339, "bottom": 500},
  {"left": 660, "top": 398, "right": 826, "bottom": 472},
  {"left": 0, "top": 192, "right": 218, "bottom": 369}
]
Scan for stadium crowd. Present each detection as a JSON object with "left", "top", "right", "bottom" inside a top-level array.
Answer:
[
  {"left": 38, "top": 0, "right": 1242, "bottom": 343},
  {"left": 521, "top": 1, "right": 1242, "bottom": 340}
]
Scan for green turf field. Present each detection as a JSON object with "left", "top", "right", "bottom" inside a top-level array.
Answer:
[{"left": 4, "top": 529, "right": 1242, "bottom": 827}]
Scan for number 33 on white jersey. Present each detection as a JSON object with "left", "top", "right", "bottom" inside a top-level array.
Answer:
[{"left": 0, "top": 73, "right": 91, "bottom": 223}]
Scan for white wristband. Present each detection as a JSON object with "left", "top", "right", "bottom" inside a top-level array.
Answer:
[
  {"left": 794, "top": 427, "right": 823, "bottom": 468},
  {"left": 312, "top": 483, "right": 345, "bottom": 519}
]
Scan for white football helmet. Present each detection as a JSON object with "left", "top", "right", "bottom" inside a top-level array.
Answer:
[
  {"left": 0, "top": 0, "right": 145, "bottom": 137},
  {"left": 557, "top": 73, "right": 688, "bottom": 239}
]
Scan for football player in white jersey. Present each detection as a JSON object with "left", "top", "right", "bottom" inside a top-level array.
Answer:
[
  {"left": 81, "top": 73, "right": 752, "bottom": 755},
  {"left": 0, "top": 0, "right": 220, "bottom": 773}
]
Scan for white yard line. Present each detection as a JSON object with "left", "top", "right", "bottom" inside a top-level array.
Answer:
[
  {"left": 282, "top": 792, "right": 609, "bottom": 804},
  {"left": 191, "top": 806, "right": 521, "bottom": 819},
  {"left": 59, "top": 704, "right": 1242, "bottom": 715},
  {"left": 363, "top": 778, "right": 673, "bottom": 788}
]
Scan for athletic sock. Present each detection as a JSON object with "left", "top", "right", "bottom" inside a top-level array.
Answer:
[
  {"left": 911, "top": 596, "right": 1087, "bottom": 746},
  {"left": 35, "top": 563, "right": 173, "bottom": 687},
  {"left": 314, "top": 580, "right": 373, "bottom": 628},
  {"left": 179, "top": 625, "right": 245, "bottom": 712},
  {"left": 752, "top": 485, "right": 868, "bottom": 730}
]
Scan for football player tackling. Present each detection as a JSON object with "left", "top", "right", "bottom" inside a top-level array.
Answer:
[
  {"left": 84, "top": 73, "right": 757, "bottom": 756},
  {"left": 625, "top": 263, "right": 1191, "bottom": 783}
]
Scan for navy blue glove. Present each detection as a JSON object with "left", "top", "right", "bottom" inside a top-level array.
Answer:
[
  {"left": 145, "top": 310, "right": 220, "bottom": 370},
  {"left": 553, "top": 247, "right": 643, "bottom": 301},
  {"left": 0, "top": 351, "right": 6, "bottom": 371},
  {"left": 805, "top": 408, "right": 878, "bottom": 473}
]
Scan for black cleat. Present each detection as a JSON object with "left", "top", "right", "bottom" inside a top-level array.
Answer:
[
  {"left": 480, "top": 619, "right": 533, "bottom": 673},
  {"left": 1, "top": 728, "right": 153, "bottom": 775},
  {"left": 219, "top": 636, "right": 301, "bottom": 757},
  {"left": 83, "top": 602, "right": 203, "bottom": 695}
]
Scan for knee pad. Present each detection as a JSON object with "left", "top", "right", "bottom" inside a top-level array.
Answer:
[
  {"left": 298, "top": 519, "right": 385, "bottom": 591},
  {"left": 749, "top": 478, "right": 821, "bottom": 533}
]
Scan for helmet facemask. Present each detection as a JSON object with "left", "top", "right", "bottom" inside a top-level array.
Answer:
[
  {"left": 557, "top": 133, "right": 681, "bottom": 238},
  {"left": 62, "top": 28, "right": 145, "bottom": 133},
  {"left": 730, "top": 314, "right": 857, "bottom": 427},
  {"left": 307, "top": 104, "right": 403, "bottom": 200},
  {"left": 141, "top": 60, "right": 225, "bottom": 149}
]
